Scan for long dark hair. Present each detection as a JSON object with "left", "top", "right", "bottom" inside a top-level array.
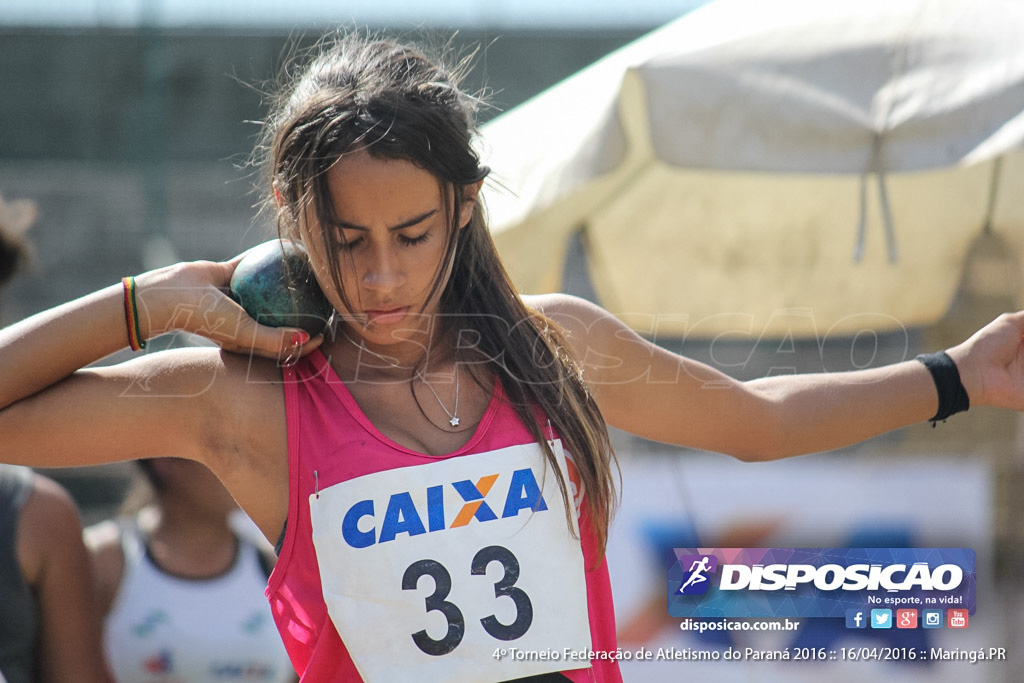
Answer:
[{"left": 260, "top": 33, "right": 619, "bottom": 556}]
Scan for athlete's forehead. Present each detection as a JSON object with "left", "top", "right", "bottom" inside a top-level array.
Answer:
[{"left": 324, "top": 151, "right": 447, "bottom": 232}]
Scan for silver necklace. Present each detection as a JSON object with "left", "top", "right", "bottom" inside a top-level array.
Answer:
[
  {"left": 416, "top": 366, "right": 461, "bottom": 428},
  {"left": 341, "top": 328, "right": 404, "bottom": 368},
  {"left": 341, "top": 330, "right": 461, "bottom": 429}
]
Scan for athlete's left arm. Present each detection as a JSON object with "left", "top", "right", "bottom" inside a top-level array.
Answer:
[{"left": 527, "top": 294, "right": 1024, "bottom": 461}]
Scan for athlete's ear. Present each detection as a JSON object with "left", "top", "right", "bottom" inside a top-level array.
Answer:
[{"left": 458, "top": 180, "right": 483, "bottom": 230}]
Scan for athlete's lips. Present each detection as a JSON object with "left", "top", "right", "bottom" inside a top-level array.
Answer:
[{"left": 363, "top": 307, "right": 410, "bottom": 325}]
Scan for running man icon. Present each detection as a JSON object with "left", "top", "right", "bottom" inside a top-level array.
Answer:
[{"left": 677, "top": 555, "right": 717, "bottom": 595}]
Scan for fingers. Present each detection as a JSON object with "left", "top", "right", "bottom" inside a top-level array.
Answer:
[
  {"left": 947, "top": 311, "right": 1024, "bottom": 410},
  {"left": 280, "top": 330, "right": 324, "bottom": 367},
  {"left": 223, "top": 244, "right": 265, "bottom": 268},
  {"left": 141, "top": 256, "right": 329, "bottom": 364},
  {"left": 220, "top": 320, "right": 324, "bottom": 363}
]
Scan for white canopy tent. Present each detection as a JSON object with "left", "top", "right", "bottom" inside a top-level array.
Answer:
[{"left": 479, "top": 0, "right": 1024, "bottom": 337}]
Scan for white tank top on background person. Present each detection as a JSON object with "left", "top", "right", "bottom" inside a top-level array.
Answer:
[{"left": 103, "top": 517, "right": 294, "bottom": 683}]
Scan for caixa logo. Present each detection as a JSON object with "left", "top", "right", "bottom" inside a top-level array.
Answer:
[
  {"left": 342, "top": 468, "right": 548, "bottom": 548},
  {"left": 676, "top": 554, "right": 719, "bottom": 595}
]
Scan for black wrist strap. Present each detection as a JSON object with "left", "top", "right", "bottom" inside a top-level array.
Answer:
[{"left": 915, "top": 351, "right": 970, "bottom": 425}]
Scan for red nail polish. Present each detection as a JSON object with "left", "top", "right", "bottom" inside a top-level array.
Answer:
[{"left": 292, "top": 331, "right": 310, "bottom": 346}]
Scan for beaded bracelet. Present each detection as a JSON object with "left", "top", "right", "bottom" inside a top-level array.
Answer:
[
  {"left": 915, "top": 351, "right": 969, "bottom": 425},
  {"left": 121, "top": 276, "right": 147, "bottom": 351}
]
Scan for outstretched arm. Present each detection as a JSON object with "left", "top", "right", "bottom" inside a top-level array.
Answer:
[{"left": 529, "top": 294, "right": 1024, "bottom": 461}]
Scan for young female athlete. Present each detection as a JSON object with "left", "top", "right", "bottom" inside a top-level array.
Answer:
[{"left": 2, "top": 33, "right": 1024, "bottom": 683}]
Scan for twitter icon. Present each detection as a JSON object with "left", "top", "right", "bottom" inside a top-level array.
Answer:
[{"left": 870, "top": 609, "right": 892, "bottom": 629}]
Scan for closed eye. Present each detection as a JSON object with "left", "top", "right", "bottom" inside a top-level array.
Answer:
[
  {"left": 398, "top": 232, "right": 430, "bottom": 247},
  {"left": 339, "top": 235, "right": 364, "bottom": 251}
]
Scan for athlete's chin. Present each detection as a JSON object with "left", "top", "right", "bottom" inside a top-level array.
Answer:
[{"left": 358, "top": 320, "right": 434, "bottom": 348}]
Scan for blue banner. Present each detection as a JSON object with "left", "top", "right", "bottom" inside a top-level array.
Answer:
[{"left": 667, "top": 548, "right": 975, "bottom": 619}]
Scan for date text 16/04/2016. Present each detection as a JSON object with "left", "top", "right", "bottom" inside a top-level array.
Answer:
[{"left": 843, "top": 647, "right": 1007, "bottom": 663}]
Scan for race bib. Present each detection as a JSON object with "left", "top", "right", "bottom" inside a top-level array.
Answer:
[{"left": 310, "top": 440, "right": 592, "bottom": 682}]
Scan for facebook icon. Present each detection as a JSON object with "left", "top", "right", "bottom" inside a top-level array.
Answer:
[{"left": 845, "top": 609, "right": 867, "bottom": 629}]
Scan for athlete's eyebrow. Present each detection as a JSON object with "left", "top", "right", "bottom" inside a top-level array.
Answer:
[{"left": 333, "top": 209, "right": 439, "bottom": 232}]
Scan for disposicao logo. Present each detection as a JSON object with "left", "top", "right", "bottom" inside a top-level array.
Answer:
[
  {"left": 717, "top": 560, "right": 962, "bottom": 592},
  {"left": 341, "top": 468, "right": 548, "bottom": 548},
  {"left": 667, "top": 548, "right": 976, "bottom": 620}
]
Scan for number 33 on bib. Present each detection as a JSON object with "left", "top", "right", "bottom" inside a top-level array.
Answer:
[{"left": 310, "top": 441, "right": 593, "bottom": 682}]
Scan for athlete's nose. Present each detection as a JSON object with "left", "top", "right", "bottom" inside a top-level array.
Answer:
[{"left": 361, "top": 243, "right": 405, "bottom": 293}]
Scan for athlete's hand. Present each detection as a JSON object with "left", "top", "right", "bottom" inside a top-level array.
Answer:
[
  {"left": 134, "top": 257, "right": 323, "bottom": 362},
  {"left": 946, "top": 311, "right": 1024, "bottom": 412}
]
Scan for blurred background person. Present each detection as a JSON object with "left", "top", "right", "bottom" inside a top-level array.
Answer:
[
  {"left": 85, "top": 457, "right": 296, "bottom": 683},
  {"left": 0, "top": 467, "right": 114, "bottom": 683},
  {"left": 0, "top": 194, "right": 112, "bottom": 683},
  {"left": 0, "top": 193, "right": 34, "bottom": 314}
]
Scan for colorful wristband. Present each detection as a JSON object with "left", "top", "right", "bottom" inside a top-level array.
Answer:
[{"left": 121, "top": 276, "right": 147, "bottom": 351}]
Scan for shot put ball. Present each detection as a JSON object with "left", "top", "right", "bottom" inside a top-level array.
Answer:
[{"left": 229, "top": 240, "right": 333, "bottom": 336}]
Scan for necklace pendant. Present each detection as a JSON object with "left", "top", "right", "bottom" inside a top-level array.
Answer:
[{"left": 449, "top": 416, "right": 460, "bottom": 428}]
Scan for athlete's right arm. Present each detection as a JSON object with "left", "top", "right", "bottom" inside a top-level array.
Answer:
[{"left": 0, "top": 260, "right": 316, "bottom": 470}]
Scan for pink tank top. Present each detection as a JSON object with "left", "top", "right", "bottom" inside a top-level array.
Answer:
[{"left": 267, "top": 350, "right": 620, "bottom": 682}]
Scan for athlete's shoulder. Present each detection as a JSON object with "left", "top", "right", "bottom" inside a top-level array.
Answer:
[
  {"left": 521, "top": 293, "right": 614, "bottom": 327},
  {"left": 521, "top": 293, "right": 627, "bottom": 346}
]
